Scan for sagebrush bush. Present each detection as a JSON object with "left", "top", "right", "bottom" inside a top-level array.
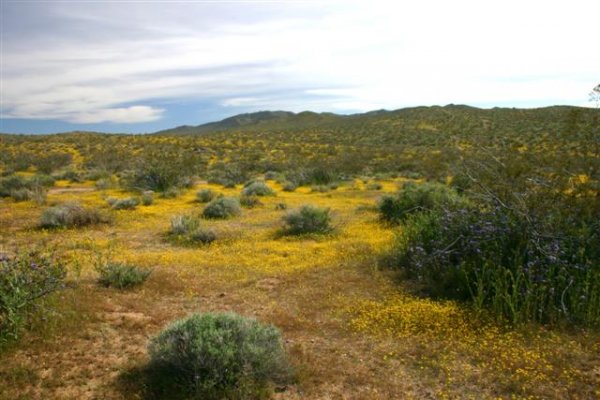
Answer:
[
  {"left": 0, "top": 250, "right": 66, "bottom": 344},
  {"left": 111, "top": 197, "right": 139, "bottom": 210},
  {"left": 202, "top": 197, "right": 241, "bottom": 219},
  {"left": 196, "top": 188, "right": 216, "bottom": 203},
  {"left": 40, "top": 202, "right": 109, "bottom": 228},
  {"left": 0, "top": 174, "right": 53, "bottom": 198},
  {"left": 389, "top": 206, "right": 600, "bottom": 326},
  {"left": 242, "top": 181, "right": 275, "bottom": 196},
  {"left": 378, "top": 181, "right": 466, "bottom": 224},
  {"left": 282, "top": 205, "right": 332, "bottom": 235},
  {"left": 366, "top": 182, "right": 383, "bottom": 190},
  {"left": 96, "top": 262, "right": 151, "bottom": 289},
  {"left": 147, "top": 312, "right": 292, "bottom": 399}
]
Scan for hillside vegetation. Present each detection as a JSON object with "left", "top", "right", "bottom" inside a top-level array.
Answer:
[{"left": 0, "top": 104, "right": 598, "bottom": 399}]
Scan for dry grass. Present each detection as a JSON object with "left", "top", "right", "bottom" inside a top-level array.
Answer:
[{"left": 0, "top": 180, "right": 598, "bottom": 399}]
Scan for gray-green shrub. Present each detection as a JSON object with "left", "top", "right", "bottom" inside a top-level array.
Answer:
[
  {"left": 40, "top": 202, "right": 109, "bottom": 228},
  {"left": 111, "top": 197, "right": 139, "bottom": 210},
  {"left": 242, "top": 181, "right": 275, "bottom": 196},
  {"left": 282, "top": 205, "right": 332, "bottom": 235},
  {"left": 147, "top": 312, "right": 292, "bottom": 399},
  {"left": 202, "top": 197, "right": 241, "bottom": 219},
  {"left": 141, "top": 191, "right": 154, "bottom": 205},
  {"left": 378, "top": 181, "right": 466, "bottom": 224},
  {"left": 96, "top": 262, "right": 151, "bottom": 289},
  {"left": 196, "top": 189, "right": 216, "bottom": 203}
]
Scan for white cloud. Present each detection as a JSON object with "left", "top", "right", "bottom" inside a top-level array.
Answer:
[{"left": 1, "top": 0, "right": 599, "bottom": 125}]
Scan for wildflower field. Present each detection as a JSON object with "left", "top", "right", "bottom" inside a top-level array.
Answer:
[{"left": 0, "top": 105, "right": 599, "bottom": 399}]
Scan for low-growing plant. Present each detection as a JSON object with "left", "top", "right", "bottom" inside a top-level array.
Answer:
[
  {"left": 141, "top": 191, "right": 154, "bottom": 205},
  {"left": 95, "top": 176, "right": 118, "bottom": 190},
  {"left": 366, "top": 182, "right": 383, "bottom": 190},
  {"left": 379, "top": 181, "right": 466, "bottom": 224},
  {"left": 240, "top": 195, "right": 262, "bottom": 208},
  {"left": 40, "top": 202, "right": 110, "bottom": 228},
  {"left": 202, "top": 197, "right": 241, "bottom": 219},
  {"left": 196, "top": 188, "right": 216, "bottom": 203},
  {"left": 170, "top": 214, "right": 200, "bottom": 235},
  {"left": 111, "top": 197, "right": 139, "bottom": 210},
  {"left": 242, "top": 181, "right": 275, "bottom": 196},
  {"left": 147, "top": 312, "right": 292, "bottom": 399},
  {"left": 275, "top": 202, "right": 287, "bottom": 210},
  {"left": 0, "top": 250, "right": 67, "bottom": 344},
  {"left": 282, "top": 205, "right": 332, "bottom": 235},
  {"left": 95, "top": 262, "right": 151, "bottom": 289},
  {"left": 169, "top": 215, "right": 216, "bottom": 245},
  {"left": 282, "top": 181, "right": 297, "bottom": 192}
]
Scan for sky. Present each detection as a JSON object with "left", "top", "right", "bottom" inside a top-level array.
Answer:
[{"left": 1, "top": 0, "right": 599, "bottom": 134}]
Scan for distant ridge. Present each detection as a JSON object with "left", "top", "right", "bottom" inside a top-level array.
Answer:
[{"left": 152, "top": 104, "right": 595, "bottom": 136}]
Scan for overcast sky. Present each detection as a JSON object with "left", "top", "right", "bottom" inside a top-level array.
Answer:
[{"left": 1, "top": 0, "right": 598, "bottom": 133}]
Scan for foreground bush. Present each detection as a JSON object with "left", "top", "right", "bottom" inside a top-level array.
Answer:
[
  {"left": 40, "top": 202, "right": 110, "bottom": 228},
  {"left": 282, "top": 205, "right": 332, "bottom": 235},
  {"left": 0, "top": 174, "right": 54, "bottom": 201},
  {"left": 0, "top": 250, "right": 66, "bottom": 344},
  {"left": 378, "top": 181, "right": 466, "bottom": 224},
  {"left": 147, "top": 312, "right": 291, "bottom": 399},
  {"left": 96, "top": 262, "right": 151, "bottom": 289},
  {"left": 389, "top": 207, "right": 600, "bottom": 326},
  {"left": 202, "top": 197, "right": 241, "bottom": 219}
]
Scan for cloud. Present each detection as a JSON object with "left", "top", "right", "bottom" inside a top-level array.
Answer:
[
  {"left": 68, "top": 106, "right": 164, "bottom": 124},
  {"left": 1, "top": 0, "right": 599, "bottom": 127}
]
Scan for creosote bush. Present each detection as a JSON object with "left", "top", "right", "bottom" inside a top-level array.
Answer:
[
  {"left": 202, "top": 197, "right": 241, "bottom": 219},
  {"left": 40, "top": 202, "right": 110, "bottom": 228},
  {"left": 378, "top": 181, "right": 466, "bottom": 224},
  {"left": 147, "top": 312, "right": 292, "bottom": 399},
  {"left": 0, "top": 250, "right": 66, "bottom": 344},
  {"left": 282, "top": 205, "right": 332, "bottom": 235},
  {"left": 96, "top": 262, "right": 151, "bottom": 289}
]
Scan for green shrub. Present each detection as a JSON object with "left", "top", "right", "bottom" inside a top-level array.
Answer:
[
  {"left": 378, "top": 181, "right": 466, "bottom": 224},
  {"left": 240, "top": 195, "right": 262, "bottom": 208},
  {"left": 169, "top": 215, "right": 216, "bottom": 245},
  {"left": 275, "top": 202, "right": 287, "bottom": 210},
  {"left": 196, "top": 189, "right": 216, "bottom": 203},
  {"left": 242, "top": 181, "right": 275, "bottom": 196},
  {"left": 95, "top": 177, "right": 117, "bottom": 190},
  {"left": 282, "top": 205, "right": 332, "bottom": 235},
  {"left": 388, "top": 207, "right": 600, "bottom": 326},
  {"left": 0, "top": 174, "right": 53, "bottom": 198},
  {"left": 96, "top": 262, "right": 151, "bottom": 289},
  {"left": 147, "top": 312, "right": 291, "bottom": 399},
  {"left": 170, "top": 214, "right": 200, "bottom": 235},
  {"left": 202, "top": 197, "right": 241, "bottom": 219},
  {"left": 188, "top": 227, "right": 217, "bottom": 245},
  {"left": 282, "top": 182, "right": 297, "bottom": 192},
  {"left": 161, "top": 187, "right": 181, "bottom": 198},
  {"left": 310, "top": 185, "right": 330, "bottom": 193},
  {"left": 40, "top": 202, "right": 109, "bottom": 228},
  {"left": 141, "top": 191, "right": 154, "bottom": 206},
  {"left": 0, "top": 250, "right": 66, "bottom": 344},
  {"left": 111, "top": 197, "right": 139, "bottom": 210}
]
